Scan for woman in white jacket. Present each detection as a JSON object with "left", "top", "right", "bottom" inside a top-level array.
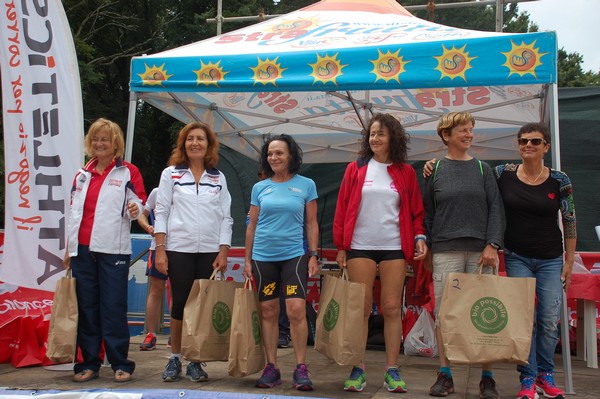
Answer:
[
  {"left": 65, "top": 118, "right": 146, "bottom": 383},
  {"left": 154, "top": 121, "right": 233, "bottom": 383}
]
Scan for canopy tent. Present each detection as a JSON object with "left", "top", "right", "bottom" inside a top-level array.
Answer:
[{"left": 127, "top": 0, "right": 559, "bottom": 166}]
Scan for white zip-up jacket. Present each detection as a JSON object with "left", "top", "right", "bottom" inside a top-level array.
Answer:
[
  {"left": 154, "top": 165, "right": 233, "bottom": 252},
  {"left": 67, "top": 158, "right": 145, "bottom": 257}
]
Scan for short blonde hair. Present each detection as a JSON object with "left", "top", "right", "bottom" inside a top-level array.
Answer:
[
  {"left": 84, "top": 118, "right": 125, "bottom": 158},
  {"left": 437, "top": 112, "right": 475, "bottom": 146}
]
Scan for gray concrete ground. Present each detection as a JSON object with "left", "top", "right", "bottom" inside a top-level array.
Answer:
[{"left": 1, "top": 334, "right": 598, "bottom": 398}]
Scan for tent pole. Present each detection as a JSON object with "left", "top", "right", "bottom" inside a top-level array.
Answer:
[
  {"left": 124, "top": 92, "right": 138, "bottom": 162},
  {"left": 548, "top": 82, "right": 575, "bottom": 394}
]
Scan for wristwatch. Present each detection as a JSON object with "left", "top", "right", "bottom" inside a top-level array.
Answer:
[
  {"left": 489, "top": 242, "right": 500, "bottom": 250},
  {"left": 309, "top": 250, "right": 319, "bottom": 259}
]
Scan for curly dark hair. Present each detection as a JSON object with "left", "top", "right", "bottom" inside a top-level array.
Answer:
[
  {"left": 259, "top": 134, "right": 303, "bottom": 177},
  {"left": 359, "top": 113, "right": 410, "bottom": 164}
]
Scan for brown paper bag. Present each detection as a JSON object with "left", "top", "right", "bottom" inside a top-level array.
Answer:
[
  {"left": 228, "top": 278, "right": 266, "bottom": 377},
  {"left": 46, "top": 269, "right": 78, "bottom": 363},
  {"left": 181, "top": 269, "right": 243, "bottom": 361},
  {"left": 315, "top": 270, "right": 365, "bottom": 365},
  {"left": 438, "top": 267, "right": 535, "bottom": 364}
]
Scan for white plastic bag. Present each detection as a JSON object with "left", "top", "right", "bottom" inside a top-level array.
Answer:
[{"left": 404, "top": 310, "right": 438, "bottom": 357}]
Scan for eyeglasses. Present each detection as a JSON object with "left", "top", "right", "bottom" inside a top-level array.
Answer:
[
  {"left": 92, "top": 137, "right": 111, "bottom": 143},
  {"left": 517, "top": 138, "right": 546, "bottom": 146}
]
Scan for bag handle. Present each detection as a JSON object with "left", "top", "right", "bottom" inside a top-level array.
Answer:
[
  {"left": 209, "top": 268, "right": 225, "bottom": 280},
  {"left": 243, "top": 277, "right": 253, "bottom": 290},
  {"left": 65, "top": 268, "right": 73, "bottom": 278},
  {"left": 477, "top": 264, "right": 499, "bottom": 275},
  {"left": 341, "top": 269, "right": 349, "bottom": 280}
]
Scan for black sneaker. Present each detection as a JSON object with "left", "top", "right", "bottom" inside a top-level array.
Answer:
[
  {"left": 256, "top": 362, "right": 282, "bottom": 388},
  {"left": 186, "top": 362, "right": 208, "bottom": 382},
  {"left": 162, "top": 356, "right": 182, "bottom": 382},
  {"left": 479, "top": 376, "right": 499, "bottom": 399},
  {"left": 430, "top": 372, "right": 455, "bottom": 397},
  {"left": 278, "top": 334, "right": 291, "bottom": 348}
]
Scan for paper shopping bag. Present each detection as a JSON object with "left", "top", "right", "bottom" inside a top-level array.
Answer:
[
  {"left": 46, "top": 269, "right": 78, "bottom": 363},
  {"left": 228, "top": 278, "right": 265, "bottom": 377},
  {"left": 181, "top": 269, "right": 243, "bottom": 361},
  {"left": 315, "top": 270, "right": 365, "bottom": 365},
  {"left": 438, "top": 267, "right": 535, "bottom": 364}
]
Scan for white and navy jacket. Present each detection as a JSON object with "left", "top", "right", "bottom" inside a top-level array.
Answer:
[
  {"left": 154, "top": 165, "right": 233, "bottom": 253},
  {"left": 67, "top": 157, "right": 145, "bottom": 257}
]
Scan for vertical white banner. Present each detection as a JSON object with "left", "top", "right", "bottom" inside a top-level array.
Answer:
[{"left": 0, "top": 0, "right": 83, "bottom": 291}]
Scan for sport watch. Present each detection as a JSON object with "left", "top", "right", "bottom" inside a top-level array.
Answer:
[{"left": 309, "top": 250, "right": 319, "bottom": 259}]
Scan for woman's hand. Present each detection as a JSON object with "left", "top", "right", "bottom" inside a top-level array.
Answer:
[
  {"left": 155, "top": 248, "right": 168, "bottom": 275},
  {"left": 63, "top": 253, "right": 71, "bottom": 270},
  {"left": 243, "top": 258, "right": 253, "bottom": 279},
  {"left": 423, "top": 158, "right": 437, "bottom": 178},
  {"left": 212, "top": 247, "right": 229, "bottom": 273},
  {"left": 127, "top": 201, "right": 140, "bottom": 219},
  {"left": 478, "top": 244, "right": 499, "bottom": 269},
  {"left": 413, "top": 239, "right": 428, "bottom": 261},
  {"left": 336, "top": 250, "right": 347, "bottom": 269},
  {"left": 308, "top": 256, "right": 319, "bottom": 277}
]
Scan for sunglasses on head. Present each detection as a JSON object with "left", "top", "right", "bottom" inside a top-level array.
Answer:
[{"left": 518, "top": 138, "right": 546, "bottom": 146}]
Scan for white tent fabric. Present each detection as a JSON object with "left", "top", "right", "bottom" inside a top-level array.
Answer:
[{"left": 127, "top": 0, "right": 558, "bottom": 164}]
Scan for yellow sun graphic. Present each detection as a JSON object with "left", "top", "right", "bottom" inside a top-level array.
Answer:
[
  {"left": 434, "top": 45, "right": 475, "bottom": 81},
  {"left": 309, "top": 53, "right": 347, "bottom": 85},
  {"left": 137, "top": 63, "right": 172, "bottom": 86},
  {"left": 370, "top": 50, "right": 409, "bottom": 83},
  {"left": 268, "top": 17, "right": 319, "bottom": 33},
  {"left": 502, "top": 40, "right": 546, "bottom": 78},
  {"left": 250, "top": 57, "right": 287, "bottom": 86},
  {"left": 193, "top": 61, "right": 228, "bottom": 86}
]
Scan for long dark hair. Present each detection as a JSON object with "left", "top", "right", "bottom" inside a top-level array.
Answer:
[{"left": 359, "top": 113, "right": 410, "bottom": 164}]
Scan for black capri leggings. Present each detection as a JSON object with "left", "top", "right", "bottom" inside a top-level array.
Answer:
[{"left": 166, "top": 251, "right": 217, "bottom": 320}]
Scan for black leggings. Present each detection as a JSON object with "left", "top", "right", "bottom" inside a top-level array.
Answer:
[{"left": 166, "top": 251, "right": 217, "bottom": 320}]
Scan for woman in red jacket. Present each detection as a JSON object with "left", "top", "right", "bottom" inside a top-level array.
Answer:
[{"left": 333, "top": 113, "right": 427, "bottom": 393}]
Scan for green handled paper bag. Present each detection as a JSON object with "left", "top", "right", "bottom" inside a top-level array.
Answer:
[
  {"left": 228, "top": 278, "right": 265, "bottom": 377},
  {"left": 315, "top": 270, "right": 365, "bottom": 366},
  {"left": 182, "top": 269, "right": 243, "bottom": 362},
  {"left": 439, "top": 267, "right": 535, "bottom": 364},
  {"left": 46, "top": 269, "right": 78, "bottom": 363}
]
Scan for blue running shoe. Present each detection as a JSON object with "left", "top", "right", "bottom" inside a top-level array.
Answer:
[
  {"left": 292, "top": 363, "right": 314, "bottom": 391},
  {"left": 256, "top": 363, "right": 281, "bottom": 388}
]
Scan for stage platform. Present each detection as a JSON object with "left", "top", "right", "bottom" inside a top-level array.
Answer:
[{"left": 1, "top": 334, "right": 598, "bottom": 399}]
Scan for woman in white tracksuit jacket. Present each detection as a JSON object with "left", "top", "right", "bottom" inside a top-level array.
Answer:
[
  {"left": 153, "top": 121, "right": 233, "bottom": 383},
  {"left": 65, "top": 118, "right": 146, "bottom": 383}
]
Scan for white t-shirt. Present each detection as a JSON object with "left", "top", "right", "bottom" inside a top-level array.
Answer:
[{"left": 351, "top": 158, "right": 402, "bottom": 250}]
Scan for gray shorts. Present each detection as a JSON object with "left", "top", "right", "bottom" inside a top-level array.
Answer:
[{"left": 432, "top": 251, "right": 494, "bottom": 317}]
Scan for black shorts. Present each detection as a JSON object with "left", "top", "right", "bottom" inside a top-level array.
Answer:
[
  {"left": 346, "top": 249, "right": 405, "bottom": 264},
  {"left": 252, "top": 255, "right": 308, "bottom": 302}
]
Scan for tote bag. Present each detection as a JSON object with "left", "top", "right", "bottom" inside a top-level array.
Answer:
[
  {"left": 315, "top": 270, "right": 365, "bottom": 365},
  {"left": 228, "top": 278, "right": 266, "bottom": 377},
  {"left": 181, "top": 269, "right": 243, "bottom": 361},
  {"left": 46, "top": 269, "right": 78, "bottom": 363},
  {"left": 438, "top": 266, "right": 535, "bottom": 364}
]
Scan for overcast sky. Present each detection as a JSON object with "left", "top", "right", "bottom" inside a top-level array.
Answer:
[{"left": 517, "top": 0, "right": 600, "bottom": 72}]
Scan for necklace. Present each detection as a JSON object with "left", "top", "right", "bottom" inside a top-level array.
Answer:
[{"left": 521, "top": 165, "right": 544, "bottom": 184}]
